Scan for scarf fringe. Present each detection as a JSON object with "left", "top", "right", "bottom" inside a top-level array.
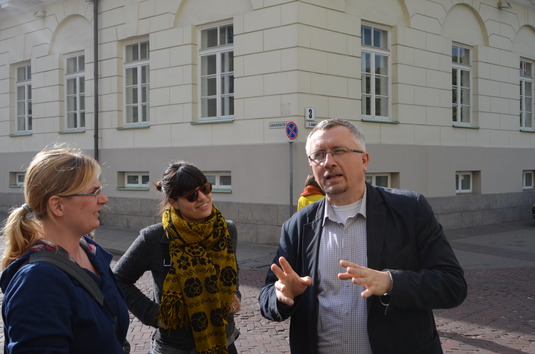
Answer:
[
  {"left": 199, "top": 344, "right": 228, "bottom": 354},
  {"left": 158, "top": 292, "right": 189, "bottom": 330}
]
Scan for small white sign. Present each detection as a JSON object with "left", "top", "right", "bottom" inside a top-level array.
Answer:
[
  {"left": 269, "top": 122, "right": 289, "bottom": 129},
  {"left": 305, "top": 107, "right": 315, "bottom": 121},
  {"left": 306, "top": 122, "right": 317, "bottom": 129}
]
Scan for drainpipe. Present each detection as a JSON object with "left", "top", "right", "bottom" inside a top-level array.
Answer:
[{"left": 90, "top": 0, "right": 99, "bottom": 161}]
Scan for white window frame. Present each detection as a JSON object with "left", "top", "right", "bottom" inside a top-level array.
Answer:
[
  {"left": 523, "top": 170, "right": 534, "bottom": 190},
  {"left": 199, "top": 22, "right": 234, "bottom": 121},
  {"left": 65, "top": 54, "right": 85, "bottom": 130},
  {"left": 8, "top": 172, "right": 25, "bottom": 187},
  {"left": 520, "top": 59, "right": 533, "bottom": 131},
  {"left": 365, "top": 173, "right": 391, "bottom": 188},
  {"left": 361, "top": 24, "right": 390, "bottom": 121},
  {"left": 16, "top": 64, "right": 32, "bottom": 133},
  {"left": 16, "top": 172, "right": 25, "bottom": 186},
  {"left": 452, "top": 44, "right": 472, "bottom": 126},
  {"left": 455, "top": 171, "right": 473, "bottom": 193},
  {"left": 204, "top": 171, "right": 232, "bottom": 191},
  {"left": 124, "top": 40, "right": 150, "bottom": 126},
  {"left": 125, "top": 172, "right": 150, "bottom": 188}
]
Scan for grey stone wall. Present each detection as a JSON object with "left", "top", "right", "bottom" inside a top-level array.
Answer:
[
  {"left": 2, "top": 192, "right": 534, "bottom": 245},
  {"left": 429, "top": 192, "right": 535, "bottom": 230}
]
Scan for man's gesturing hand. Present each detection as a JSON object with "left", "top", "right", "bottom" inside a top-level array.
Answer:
[
  {"left": 271, "top": 256, "right": 312, "bottom": 306},
  {"left": 338, "top": 260, "right": 393, "bottom": 298}
]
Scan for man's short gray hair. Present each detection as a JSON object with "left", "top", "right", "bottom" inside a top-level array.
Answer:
[{"left": 306, "top": 118, "right": 366, "bottom": 155}]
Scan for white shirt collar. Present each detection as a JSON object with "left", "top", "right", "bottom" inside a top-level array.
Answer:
[{"left": 322, "top": 187, "right": 367, "bottom": 225}]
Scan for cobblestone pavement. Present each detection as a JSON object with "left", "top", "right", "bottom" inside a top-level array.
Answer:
[
  {"left": 117, "top": 258, "right": 292, "bottom": 354},
  {"left": 1, "top": 217, "right": 535, "bottom": 353},
  {"left": 436, "top": 267, "right": 535, "bottom": 354},
  {"left": 123, "top": 265, "right": 535, "bottom": 354},
  {"left": 122, "top": 220, "right": 535, "bottom": 354}
]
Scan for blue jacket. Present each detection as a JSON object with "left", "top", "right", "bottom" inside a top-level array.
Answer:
[
  {"left": 259, "top": 184, "right": 467, "bottom": 354},
  {"left": 1, "top": 236, "right": 129, "bottom": 353}
]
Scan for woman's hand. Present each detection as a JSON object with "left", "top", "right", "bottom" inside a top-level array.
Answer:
[
  {"left": 157, "top": 319, "right": 167, "bottom": 329},
  {"left": 229, "top": 294, "right": 241, "bottom": 314}
]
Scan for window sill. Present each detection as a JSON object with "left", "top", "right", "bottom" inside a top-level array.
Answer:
[
  {"left": 520, "top": 129, "right": 535, "bottom": 133},
  {"left": 213, "top": 188, "right": 232, "bottom": 194},
  {"left": 192, "top": 118, "right": 234, "bottom": 125},
  {"left": 452, "top": 124, "right": 479, "bottom": 129},
  {"left": 59, "top": 129, "right": 86, "bottom": 134},
  {"left": 10, "top": 132, "right": 32, "bottom": 137},
  {"left": 361, "top": 118, "right": 399, "bottom": 124},
  {"left": 117, "top": 124, "right": 150, "bottom": 131},
  {"left": 117, "top": 187, "right": 150, "bottom": 191},
  {"left": 9, "top": 185, "right": 23, "bottom": 188}
]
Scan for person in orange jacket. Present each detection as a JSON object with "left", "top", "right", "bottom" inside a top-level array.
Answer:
[{"left": 297, "top": 173, "right": 325, "bottom": 211}]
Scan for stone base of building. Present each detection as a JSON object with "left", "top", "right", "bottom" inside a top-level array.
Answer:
[{"left": 2, "top": 192, "right": 533, "bottom": 245}]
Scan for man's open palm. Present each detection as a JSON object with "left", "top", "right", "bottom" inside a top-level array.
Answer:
[{"left": 271, "top": 256, "right": 312, "bottom": 306}]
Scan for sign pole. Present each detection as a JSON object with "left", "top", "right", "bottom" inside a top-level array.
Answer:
[
  {"left": 289, "top": 141, "right": 293, "bottom": 218},
  {"left": 285, "top": 122, "right": 298, "bottom": 217}
]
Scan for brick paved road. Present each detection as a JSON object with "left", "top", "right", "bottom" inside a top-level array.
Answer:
[
  {"left": 118, "top": 263, "right": 292, "bottom": 354},
  {"left": 2, "top": 219, "right": 535, "bottom": 353},
  {"left": 122, "top": 265, "right": 535, "bottom": 354},
  {"left": 436, "top": 267, "right": 535, "bottom": 353}
]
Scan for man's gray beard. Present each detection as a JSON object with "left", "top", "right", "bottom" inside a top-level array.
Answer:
[{"left": 323, "top": 184, "right": 347, "bottom": 196}]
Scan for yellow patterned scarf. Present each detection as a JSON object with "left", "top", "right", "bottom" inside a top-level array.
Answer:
[{"left": 159, "top": 206, "right": 237, "bottom": 353}]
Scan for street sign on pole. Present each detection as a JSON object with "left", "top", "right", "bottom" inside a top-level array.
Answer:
[
  {"left": 285, "top": 122, "right": 298, "bottom": 216},
  {"left": 285, "top": 121, "right": 298, "bottom": 140}
]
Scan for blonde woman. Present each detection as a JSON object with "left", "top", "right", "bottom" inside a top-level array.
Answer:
[{"left": 1, "top": 145, "right": 130, "bottom": 353}]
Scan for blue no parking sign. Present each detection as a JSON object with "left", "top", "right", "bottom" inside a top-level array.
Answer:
[{"left": 286, "top": 122, "right": 298, "bottom": 140}]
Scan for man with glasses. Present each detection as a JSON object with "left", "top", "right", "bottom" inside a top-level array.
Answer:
[{"left": 259, "top": 118, "right": 467, "bottom": 354}]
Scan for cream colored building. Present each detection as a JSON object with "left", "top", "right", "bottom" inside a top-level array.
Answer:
[{"left": 1, "top": 0, "right": 534, "bottom": 244}]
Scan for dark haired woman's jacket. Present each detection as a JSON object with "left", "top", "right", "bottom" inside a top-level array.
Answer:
[{"left": 113, "top": 220, "right": 240, "bottom": 351}]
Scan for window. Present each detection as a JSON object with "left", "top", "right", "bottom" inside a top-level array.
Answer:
[
  {"left": 199, "top": 23, "right": 234, "bottom": 121},
  {"left": 16, "top": 64, "right": 32, "bottom": 133},
  {"left": 452, "top": 45, "right": 471, "bottom": 125},
  {"left": 117, "top": 171, "right": 150, "bottom": 190},
  {"left": 65, "top": 54, "right": 85, "bottom": 130},
  {"left": 9, "top": 172, "right": 25, "bottom": 187},
  {"left": 520, "top": 60, "right": 533, "bottom": 130},
  {"left": 125, "top": 172, "right": 150, "bottom": 188},
  {"left": 365, "top": 173, "right": 391, "bottom": 188},
  {"left": 455, "top": 171, "right": 472, "bottom": 193},
  {"left": 125, "top": 41, "right": 149, "bottom": 125},
  {"left": 205, "top": 171, "right": 232, "bottom": 191},
  {"left": 361, "top": 24, "right": 389, "bottom": 120},
  {"left": 523, "top": 170, "right": 534, "bottom": 190},
  {"left": 16, "top": 172, "right": 25, "bottom": 186}
]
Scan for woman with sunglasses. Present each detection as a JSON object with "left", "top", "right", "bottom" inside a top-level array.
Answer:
[
  {"left": 0, "top": 144, "right": 130, "bottom": 353},
  {"left": 113, "top": 161, "right": 241, "bottom": 354}
]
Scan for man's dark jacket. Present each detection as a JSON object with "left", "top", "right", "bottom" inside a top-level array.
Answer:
[{"left": 259, "top": 183, "right": 467, "bottom": 353}]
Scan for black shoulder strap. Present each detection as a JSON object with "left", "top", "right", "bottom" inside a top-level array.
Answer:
[
  {"left": 27, "top": 252, "right": 129, "bottom": 352},
  {"left": 29, "top": 252, "right": 105, "bottom": 306}
]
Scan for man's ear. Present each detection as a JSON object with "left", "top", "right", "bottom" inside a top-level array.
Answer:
[
  {"left": 48, "top": 195, "right": 65, "bottom": 217},
  {"left": 362, "top": 152, "right": 370, "bottom": 172}
]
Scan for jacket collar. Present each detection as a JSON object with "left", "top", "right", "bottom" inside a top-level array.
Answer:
[{"left": 364, "top": 183, "right": 387, "bottom": 271}]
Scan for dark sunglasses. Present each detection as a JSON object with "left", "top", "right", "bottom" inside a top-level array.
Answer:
[{"left": 182, "top": 182, "right": 212, "bottom": 202}]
